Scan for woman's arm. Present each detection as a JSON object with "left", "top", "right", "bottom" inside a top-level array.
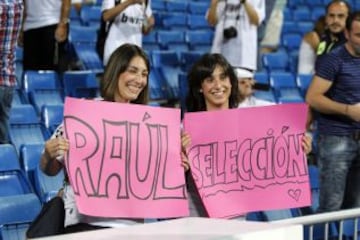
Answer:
[{"left": 40, "top": 137, "right": 69, "bottom": 176}]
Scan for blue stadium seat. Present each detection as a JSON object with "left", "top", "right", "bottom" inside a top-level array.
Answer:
[
  {"left": 270, "top": 72, "right": 303, "bottom": 103},
  {"left": 23, "top": 70, "right": 61, "bottom": 93},
  {"left": 282, "top": 33, "right": 302, "bottom": 52},
  {"left": 293, "top": 7, "right": 311, "bottom": 22},
  {"left": 151, "top": 50, "right": 182, "bottom": 99},
  {"left": 262, "top": 52, "right": 291, "bottom": 73},
  {"left": 148, "top": 67, "right": 168, "bottom": 100},
  {"left": 152, "top": 0, "right": 166, "bottom": 12},
  {"left": 23, "top": 70, "right": 63, "bottom": 113},
  {"left": 281, "top": 21, "right": 298, "bottom": 36},
  {"left": 142, "top": 31, "right": 160, "bottom": 51},
  {"left": 311, "top": 7, "right": 325, "bottom": 21},
  {"left": 180, "top": 51, "right": 203, "bottom": 72},
  {"left": 34, "top": 165, "right": 64, "bottom": 203},
  {"left": 308, "top": 165, "right": 319, "bottom": 212},
  {"left": 157, "top": 30, "right": 188, "bottom": 53},
  {"left": 303, "top": 0, "right": 323, "bottom": 8},
  {"left": 20, "top": 143, "right": 64, "bottom": 202},
  {"left": 162, "top": 13, "right": 188, "bottom": 30},
  {"left": 287, "top": 0, "right": 304, "bottom": 10},
  {"left": 0, "top": 223, "right": 31, "bottom": 240},
  {"left": 254, "top": 71, "right": 270, "bottom": 85},
  {"left": 9, "top": 104, "right": 38, "bottom": 125},
  {"left": 0, "top": 194, "right": 41, "bottom": 240},
  {"left": 296, "top": 73, "right": 312, "bottom": 97},
  {"left": 165, "top": 1, "right": 188, "bottom": 13},
  {"left": 288, "top": 50, "right": 299, "bottom": 75},
  {"left": 15, "top": 61, "right": 23, "bottom": 87},
  {"left": 40, "top": 104, "right": 64, "bottom": 134},
  {"left": 185, "top": 30, "right": 213, "bottom": 52},
  {"left": 0, "top": 194, "right": 41, "bottom": 225},
  {"left": 187, "top": 14, "right": 212, "bottom": 30},
  {"left": 297, "top": 21, "right": 314, "bottom": 35},
  {"left": 9, "top": 105, "right": 48, "bottom": 153},
  {"left": 69, "top": 25, "right": 98, "bottom": 45},
  {"left": 342, "top": 219, "right": 360, "bottom": 240},
  {"left": 62, "top": 70, "right": 100, "bottom": 98},
  {"left": 69, "top": 5, "right": 81, "bottom": 25},
  {"left": 283, "top": 7, "right": 293, "bottom": 21},
  {"left": 20, "top": 143, "right": 44, "bottom": 190},
  {"left": 188, "top": 1, "right": 209, "bottom": 15},
  {"left": 246, "top": 211, "right": 265, "bottom": 221},
  {"left": 0, "top": 144, "right": 34, "bottom": 196},
  {"left": 11, "top": 89, "right": 28, "bottom": 106},
  {"left": 262, "top": 208, "right": 300, "bottom": 221},
  {"left": 80, "top": 5, "right": 101, "bottom": 28},
  {"left": 178, "top": 72, "right": 188, "bottom": 113},
  {"left": 15, "top": 46, "right": 23, "bottom": 62},
  {"left": 253, "top": 89, "right": 277, "bottom": 103},
  {"left": 73, "top": 44, "right": 104, "bottom": 72}
]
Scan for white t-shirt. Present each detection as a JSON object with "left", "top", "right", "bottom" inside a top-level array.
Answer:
[
  {"left": 102, "top": 0, "right": 152, "bottom": 65},
  {"left": 210, "top": 0, "right": 265, "bottom": 70},
  {"left": 72, "top": 0, "right": 96, "bottom": 3},
  {"left": 297, "top": 39, "right": 316, "bottom": 75},
  {"left": 238, "top": 96, "right": 275, "bottom": 108},
  {"left": 24, "top": 0, "right": 62, "bottom": 31}
]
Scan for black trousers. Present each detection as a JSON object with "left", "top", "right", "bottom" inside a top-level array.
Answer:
[{"left": 23, "top": 24, "right": 69, "bottom": 72}]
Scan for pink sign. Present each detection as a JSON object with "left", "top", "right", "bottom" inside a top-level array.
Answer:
[
  {"left": 63, "top": 97, "right": 189, "bottom": 218},
  {"left": 183, "top": 104, "right": 311, "bottom": 218}
]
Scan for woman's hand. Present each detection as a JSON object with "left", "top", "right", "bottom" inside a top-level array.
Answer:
[
  {"left": 181, "top": 132, "right": 191, "bottom": 172},
  {"left": 302, "top": 135, "right": 312, "bottom": 155},
  {"left": 44, "top": 137, "right": 69, "bottom": 160}
]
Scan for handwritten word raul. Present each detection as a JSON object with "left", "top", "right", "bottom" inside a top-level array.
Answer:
[{"left": 64, "top": 116, "right": 186, "bottom": 200}]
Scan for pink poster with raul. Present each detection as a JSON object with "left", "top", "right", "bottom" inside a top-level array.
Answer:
[
  {"left": 183, "top": 103, "right": 311, "bottom": 219},
  {"left": 63, "top": 97, "right": 189, "bottom": 218}
]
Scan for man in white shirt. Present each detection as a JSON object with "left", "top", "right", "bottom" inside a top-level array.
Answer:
[
  {"left": 22, "top": 0, "right": 71, "bottom": 72},
  {"left": 207, "top": 0, "right": 265, "bottom": 71},
  {"left": 235, "top": 68, "right": 274, "bottom": 107},
  {"left": 101, "top": 0, "right": 154, "bottom": 65}
]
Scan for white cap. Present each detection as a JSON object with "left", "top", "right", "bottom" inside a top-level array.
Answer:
[{"left": 235, "top": 68, "right": 254, "bottom": 79}]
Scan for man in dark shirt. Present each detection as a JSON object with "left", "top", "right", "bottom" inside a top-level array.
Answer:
[
  {"left": 306, "top": 11, "right": 360, "bottom": 213},
  {"left": 307, "top": 0, "right": 351, "bottom": 165},
  {"left": 316, "top": 0, "right": 351, "bottom": 57}
]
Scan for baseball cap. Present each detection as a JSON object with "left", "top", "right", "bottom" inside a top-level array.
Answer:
[{"left": 235, "top": 68, "right": 254, "bottom": 79}]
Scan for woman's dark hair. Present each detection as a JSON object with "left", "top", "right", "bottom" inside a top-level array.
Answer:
[
  {"left": 185, "top": 53, "right": 240, "bottom": 112},
  {"left": 100, "top": 43, "right": 150, "bottom": 104},
  {"left": 313, "top": 15, "right": 326, "bottom": 36}
]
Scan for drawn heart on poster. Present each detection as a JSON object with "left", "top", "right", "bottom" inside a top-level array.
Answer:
[{"left": 288, "top": 189, "right": 301, "bottom": 201}]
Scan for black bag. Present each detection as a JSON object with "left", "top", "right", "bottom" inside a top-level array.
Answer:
[
  {"left": 96, "top": 0, "right": 121, "bottom": 60},
  {"left": 26, "top": 196, "right": 65, "bottom": 238}
]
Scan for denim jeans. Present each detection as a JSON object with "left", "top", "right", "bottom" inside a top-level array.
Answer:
[
  {"left": 317, "top": 134, "right": 360, "bottom": 212},
  {"left": 0, "top": 86, "right": 14, "bottom": 144}
]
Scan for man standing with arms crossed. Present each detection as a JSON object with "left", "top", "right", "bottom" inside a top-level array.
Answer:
[{"left": 306, "top": 11, "right": 360, "bottom": 212}]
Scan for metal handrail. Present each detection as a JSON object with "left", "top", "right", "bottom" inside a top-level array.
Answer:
[{"left": 271, "top": 208, "right": 360, "bottom": 240}]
